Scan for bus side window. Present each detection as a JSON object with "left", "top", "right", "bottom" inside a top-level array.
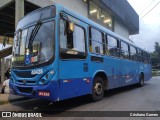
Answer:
[
  {"left": 130, "top": 46, "right": 137, "bottom": 61},
  {"left": 60, "top": 19, "right": 86, "bottom": 59},
  {"left": 107, "top": 35, "right": 118, "bottom": 57},
  {"left": 105, "top": 34, "right": 110, "bottom": 55},
  {"left": 89, "top": 27, "right": 104, "bottom": 54},
  {"left": 89, "top": 28, "right": 92, "bottom": 52},
  {"left": 102, "top": 33, "right": 105, "bottom": 54},
  {"left": 121, "top": 41, "right": 129, "bottom": 59},
  {"left": 60, "top": 19, "right": 74, "bottom": 49},
  {"left": 116, "top": 40, "right": 120, "bottom": 58},
  {"left": 138, "top": 50, "right": 143, "bottom": 62},
  {"left": 60, "top": 19, "right": 67, "bottom": 49}
]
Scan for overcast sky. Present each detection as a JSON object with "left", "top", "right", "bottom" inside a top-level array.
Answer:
[{"left": 127, "top": 0, "right": 160, "bottom": 52}]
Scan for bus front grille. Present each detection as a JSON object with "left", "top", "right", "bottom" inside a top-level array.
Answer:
[
  {"left": 17, "top": 80, "right": 37, "bottom": 85},
  {"left": 13, "top": 71, "right": 36, "bottom": 78},
  {"left": 18, "top": 87, "right": 33, "bottom": 93}
]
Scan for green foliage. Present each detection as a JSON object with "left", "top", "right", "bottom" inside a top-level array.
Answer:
[{"left": 151, "top": 42, "right": 160, "bottom": 68}]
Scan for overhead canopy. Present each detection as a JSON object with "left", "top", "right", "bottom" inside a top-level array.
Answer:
[
  {"left": 0, "top": 0, "right": 40, "bottom": 37},
  {"left": 0, "top": 46, "right": 12, "bottom": 59}
]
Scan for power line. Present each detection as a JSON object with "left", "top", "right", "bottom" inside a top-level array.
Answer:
[
  {"left": 140, "top": 1, "right": 160, "bottom": 20},
  {"left": 139, "top": 0, "right": 155, "bottom": 15}
]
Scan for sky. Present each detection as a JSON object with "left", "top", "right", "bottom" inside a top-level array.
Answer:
[{"left": 127, "top": 0, "right": 160, "bottom": 52}]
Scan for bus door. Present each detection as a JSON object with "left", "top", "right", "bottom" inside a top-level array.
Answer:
[{"left": 58, "top": 15, "right": 90, "bottom": 100}]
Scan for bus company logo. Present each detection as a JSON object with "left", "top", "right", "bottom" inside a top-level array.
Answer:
[
  {"left": 31, "top": 69, "right": 43, "bottom": 75},
  {"left": 2, "top": 112, "right": 11, "bottom": 117}
]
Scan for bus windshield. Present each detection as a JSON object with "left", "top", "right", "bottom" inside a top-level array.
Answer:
[{"left": 12, "top": 21, "right": 55, "bottom": 67}]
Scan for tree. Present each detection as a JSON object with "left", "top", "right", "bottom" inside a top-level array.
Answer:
[{"left": 151, "top": 42, "right": 160, "bottom": 68}]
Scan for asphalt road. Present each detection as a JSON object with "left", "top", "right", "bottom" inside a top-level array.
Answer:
[{"left": 0, "top": 76, "right": 160, "bottom": 120}]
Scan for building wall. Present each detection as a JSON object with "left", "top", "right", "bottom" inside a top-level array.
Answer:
[
  {"left": 27, "top": 0, "right": 88, "bottom": 17},
  {"left": 29, "top": 0, "right": 130, "bottom": 39},
  {"left": 114, "top": 19, "right": 129, "bottom": 39}
]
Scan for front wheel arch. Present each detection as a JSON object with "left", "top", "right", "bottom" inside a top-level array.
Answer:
[{"left": 93, "top": 71, "right": 108, "bottom": 90}]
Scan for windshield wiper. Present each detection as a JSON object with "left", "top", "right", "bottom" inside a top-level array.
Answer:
[{"left": 28, "top": 19, "right": 42, "bottom": 51}]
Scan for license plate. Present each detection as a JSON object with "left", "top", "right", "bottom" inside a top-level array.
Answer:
[{"left": 38, "top": 91, "right": 50, "bottom": 97}]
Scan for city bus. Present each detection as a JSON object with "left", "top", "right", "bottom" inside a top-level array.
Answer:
[{"left": 9, "top": 4, "right": 152, "bottom": 102}]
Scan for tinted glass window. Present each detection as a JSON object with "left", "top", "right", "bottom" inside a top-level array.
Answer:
[
  {"left": 138, "top": 50, "right": 144, "bottom": 62},
  {"left": 60, "top": 19, "right": 86, "bottom": 59},
  {"left": 130, "top": 46, "right": 137, "bottom": 61},
  {"left": 12, "top": 21, "right": 55, "bottom": 67},
  {"left": 107, "top": 35, "right": 119, "bottom": 57},
  {"left": 16, "top": 6, "right": 56, "bottom": 30},
  {"left": 89, "top": 28, "right": 104, "bottom": 54},
  {"left": 121, "top": 41, "right": 129, "bottom": 59},
  {"left": 143, "top": 52, "right": 149, "bottom": 63}
]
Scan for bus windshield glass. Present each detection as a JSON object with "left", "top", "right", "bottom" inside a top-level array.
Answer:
[
  {"left": 16, "top": 6, "right": 56, "bottom": 30},
  {"left": 12, "top": 21, "right": 55, "bottom": 67}
]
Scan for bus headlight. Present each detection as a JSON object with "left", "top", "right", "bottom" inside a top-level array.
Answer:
[{"left": 38, "top": 70, "right": 55, "bottom": 85}]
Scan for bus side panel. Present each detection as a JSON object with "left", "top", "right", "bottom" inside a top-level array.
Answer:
[
  {"left": 121, "top": 60, "right": 139, "bottom": 86},
  {"left": 107, "top": 57, "right": 123, "bottom": 89},
  {"left": 139, "top": 62, "right": 145, "bottom": 79},
  {"left": 144, "top": 64, "right": 152, "bottom": 81},
  {"left": 89, "top": 56, "right": 123, "bottom": 90},
  {"left": 138, "top": 62, "right": 152, "bottom": 81},
  {"left": 58, "top": 60, "right": 92, "bottom": 101}
]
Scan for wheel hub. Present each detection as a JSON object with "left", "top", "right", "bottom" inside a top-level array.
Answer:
[{"left": 94, "top": 82, "right": 103, "bottom": 95}]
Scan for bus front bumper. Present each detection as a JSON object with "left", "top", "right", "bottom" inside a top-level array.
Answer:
[{"left": 9, "top": 81, "right": 59, "bottom": 102}]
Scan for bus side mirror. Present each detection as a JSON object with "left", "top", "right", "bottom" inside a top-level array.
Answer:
[{"left": 3, "top": 36, "right": 9, "bottom": 47}]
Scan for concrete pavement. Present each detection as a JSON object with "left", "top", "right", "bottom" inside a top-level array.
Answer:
[
  {"left": 0, "top": 83, "right": 29, "bottom": 105},
  {"left": 0, "top": 77, "right": 159, "bottom": 120}
]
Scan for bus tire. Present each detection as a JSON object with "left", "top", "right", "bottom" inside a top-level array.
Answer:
[
  {"left": 138, "top": 74, "right": 144, "bottom": 87},
  {"left": 90, "top": 76, "right": 104, "bottom": 102}
]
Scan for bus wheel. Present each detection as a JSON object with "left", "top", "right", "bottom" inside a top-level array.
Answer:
[
  {"left": 138, "top": 74, "right": 144, "bottom": 87},
  {"left": 91, "top": 77, "right": 104, "bottom": 102}
]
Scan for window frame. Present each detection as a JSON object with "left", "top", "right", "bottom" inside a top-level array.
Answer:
[
  {"left": 106, "top": 34, "right": 120, "bottom": 58},
  {"left": 138, "top": 49, "right": 143, "bottom": 62},
  {"left": 120, "top": 41, "right": 130, "bottom": 60},
  {"left": 89, "top": 26, "right": 105, "bottom": 55},
  {"left": 59, "top": 18, "right": 87, "bottom": 60},
  {"left": 130, "top": 45, "right": 138, "bottom": 61}
]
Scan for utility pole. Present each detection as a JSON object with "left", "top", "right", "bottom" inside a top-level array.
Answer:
[
  {"left": 15, "top": 0, "right": 24, "bottom": 27},
  {"left": 1, "top": 58, "right": 5, "bottom": 83}
]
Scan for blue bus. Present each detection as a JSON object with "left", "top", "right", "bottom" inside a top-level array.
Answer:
[{"left": 10, "top": 4, "right": 152, "bottom": 102}]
